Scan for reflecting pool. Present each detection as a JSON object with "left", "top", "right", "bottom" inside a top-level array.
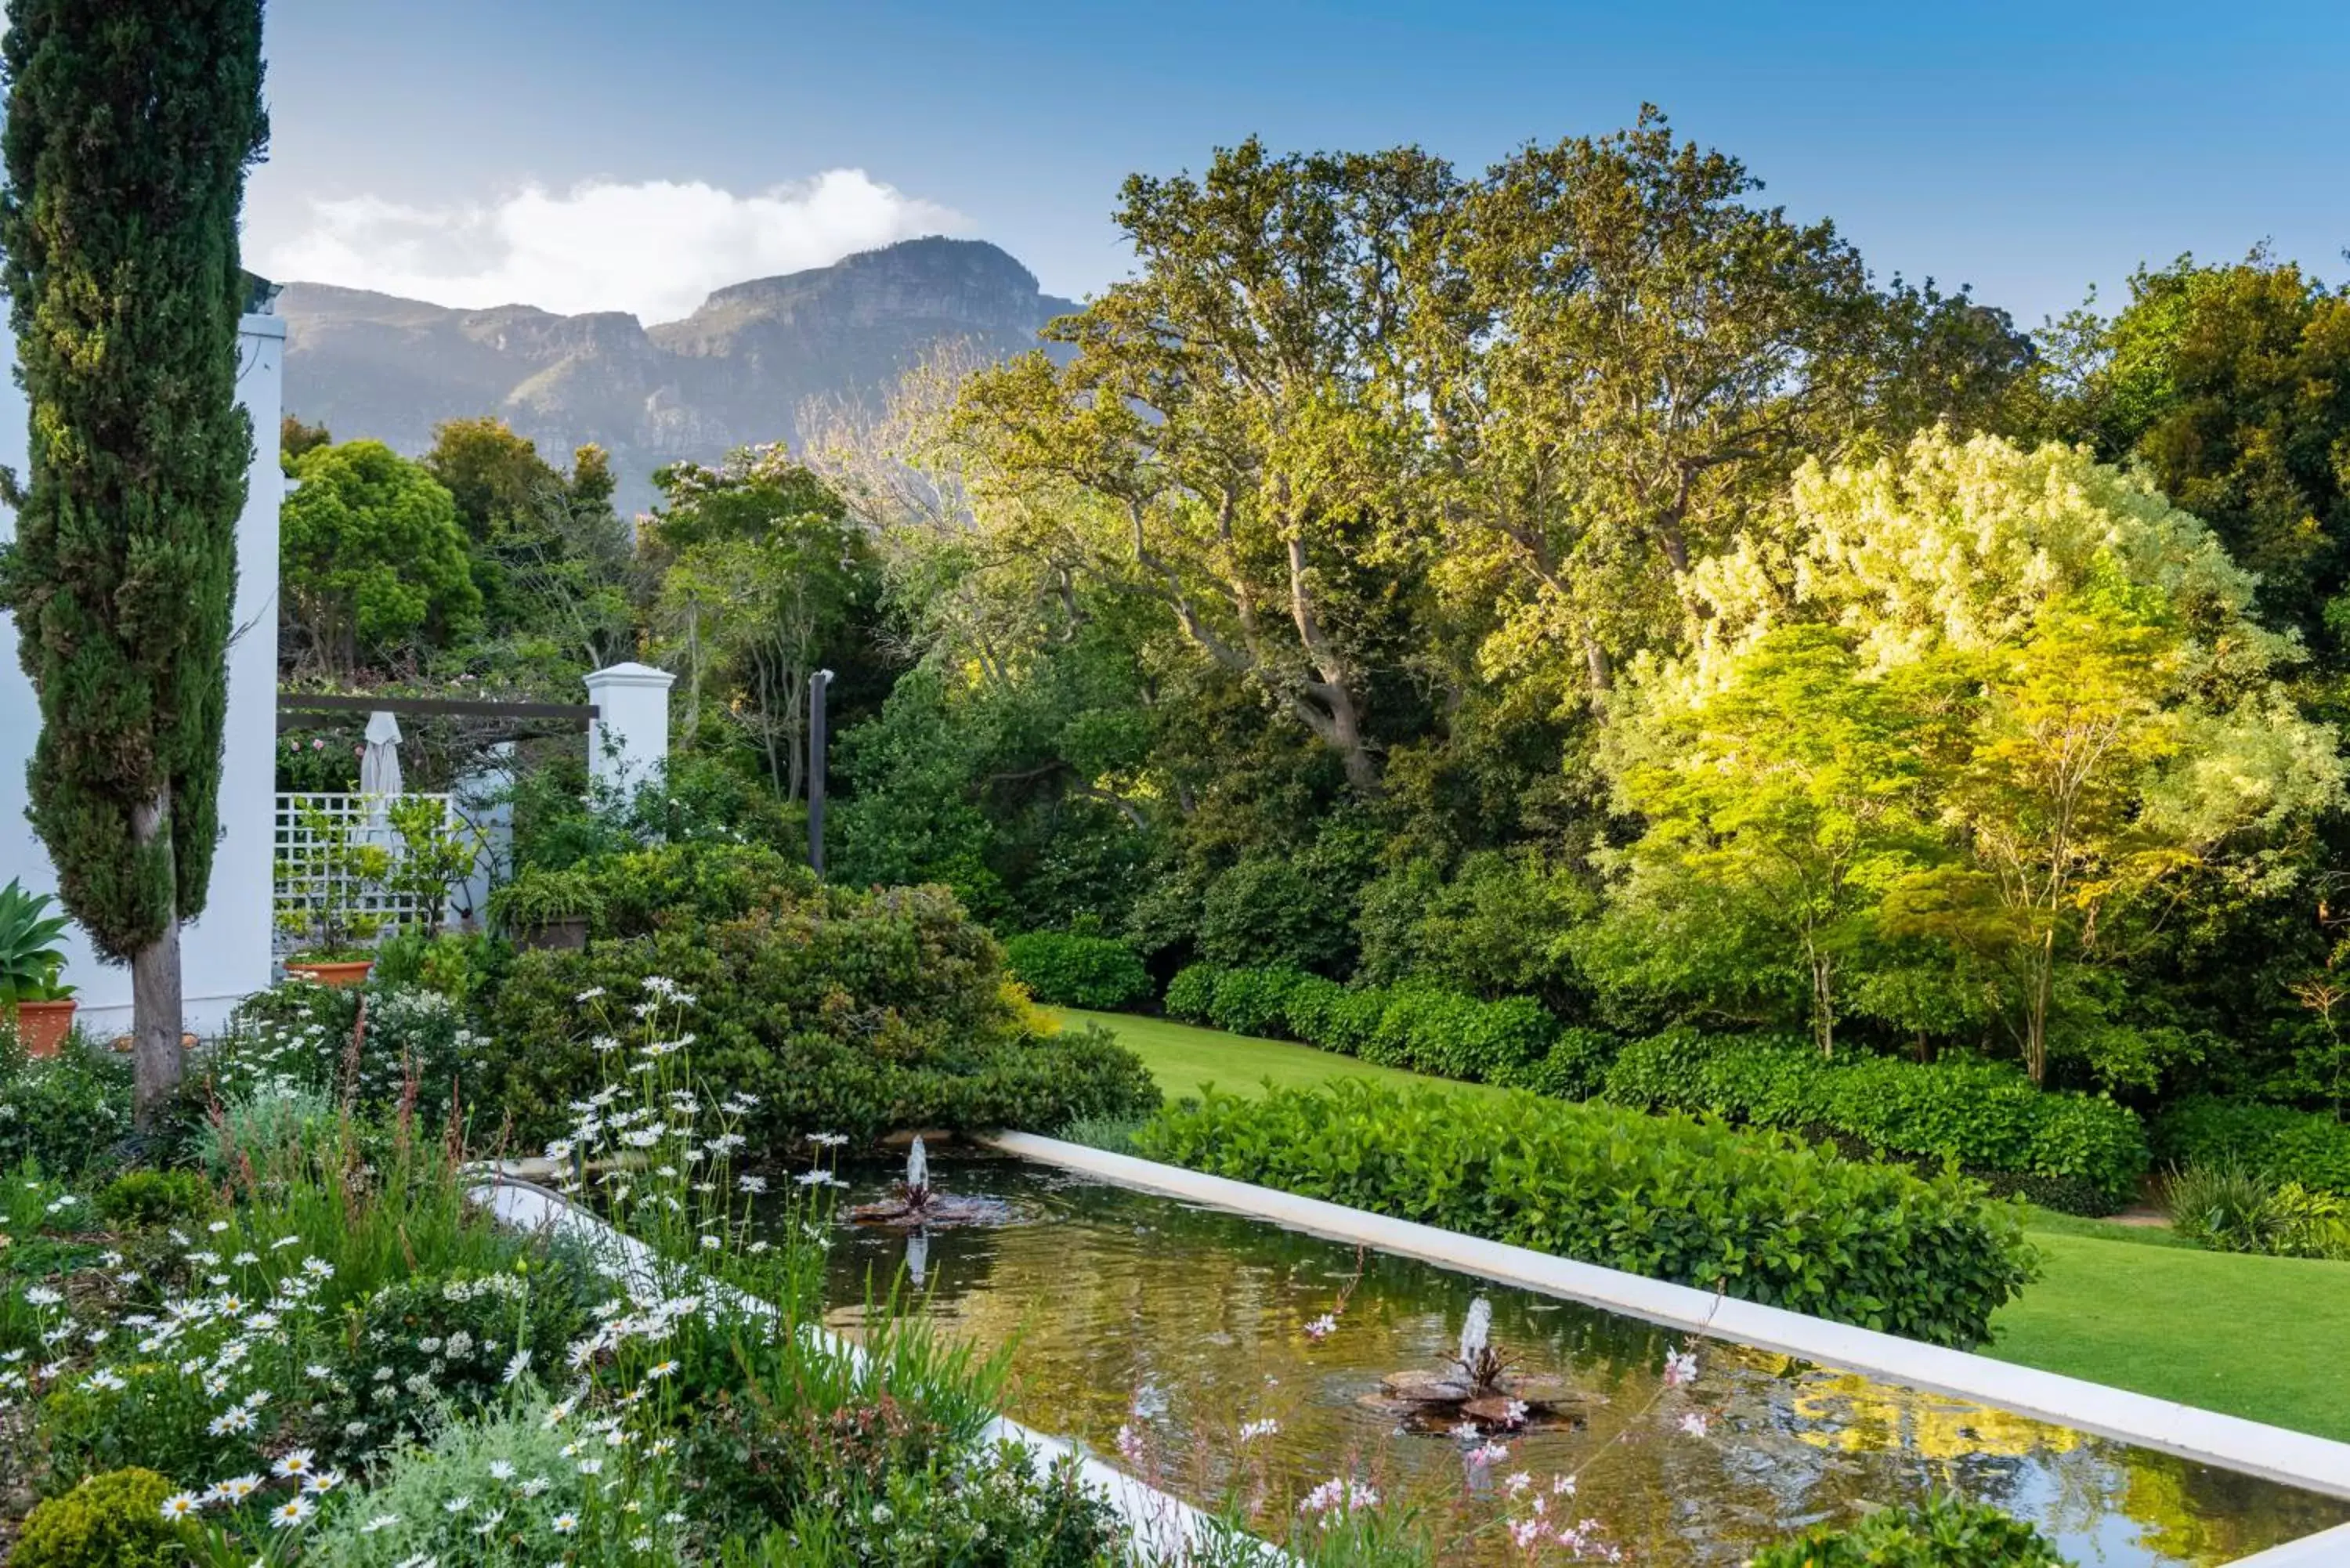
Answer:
[{"left": 812, "top": 1155, "right": 2349, "bottom": 1566}]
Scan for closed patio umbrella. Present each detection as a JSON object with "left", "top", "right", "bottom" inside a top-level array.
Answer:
[{"left": 359, "top": 710, "right": 403, "bottom": 830}]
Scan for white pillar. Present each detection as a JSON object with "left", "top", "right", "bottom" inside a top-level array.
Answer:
[
  {"left": 0, "top": 309, "right": 286, "bottom": 1036},
  {"left": 583, "top": 663, "right": 674, "bottom": 799}
]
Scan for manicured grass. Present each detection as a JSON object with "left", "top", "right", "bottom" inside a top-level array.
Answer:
[
  {"left": 1056, "top": 1007, "right": 1514, "bottom": 1104},
  {"left": 1061, "top": 1006, "right": 2350, "bottom": 1443},
  {"left": 1987, "top": 1230, "right": 2350, "bottom": 1442}
]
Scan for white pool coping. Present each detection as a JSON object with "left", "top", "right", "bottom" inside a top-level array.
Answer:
[
  {"left": 984, "top": 1130, "right": 2350, "bottom": 1544},
  {"left": 468, "top": 1174, "right": 1256, "bottom": 1563}
]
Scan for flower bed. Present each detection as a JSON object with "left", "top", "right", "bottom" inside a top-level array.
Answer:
[{"left": 0, "top": 976, "right": 1135, "bottom": 1567}]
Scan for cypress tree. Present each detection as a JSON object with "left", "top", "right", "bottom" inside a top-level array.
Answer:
[{"left": 0, "top": 0, "right": 269, "bottom": 1124}]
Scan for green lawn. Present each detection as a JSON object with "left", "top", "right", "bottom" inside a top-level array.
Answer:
[{"left": 1058, "top": 1006, "right": 2350, "bottom": 1443}]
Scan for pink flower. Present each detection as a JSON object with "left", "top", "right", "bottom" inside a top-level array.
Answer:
[
  {"left": 1303, "top": 1313, "right": 1339, "bottom": 1342},
  {"left": 1115, "top": 1424, "right": 1145, "bottom": 1466},
  {"left": 1298, "top": 1477, "right": 1378, "bottom": 1523},
  {"left": 1677, "top": 1411, "right": 1709, "bottom": 1438},
  {"left": 1663, "top": 1349, "right": 1698, "bottom": 1388}
]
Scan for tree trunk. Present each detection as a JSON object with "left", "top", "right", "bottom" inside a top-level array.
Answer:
[
  {"left": 130, "top": 927, "right": 185, "bottom": 1129},
  {"left": 1807, "top": 945, "right": 1835, "bottom": 1060},
  {"left": 2024, "top": 926, "right": 2055, "bottom": 1086},
  {"left": 128, "top": 789, "right": 185, "bottom": 1130}
]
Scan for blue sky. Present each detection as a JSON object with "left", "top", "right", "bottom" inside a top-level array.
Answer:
[{"left": 248, "top": 1, "right": 2349, "bottom": 327}]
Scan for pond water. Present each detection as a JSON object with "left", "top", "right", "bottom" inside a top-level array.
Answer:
[{"left": 811, "top": 1154, "right": 2349, "bottom": 1566}]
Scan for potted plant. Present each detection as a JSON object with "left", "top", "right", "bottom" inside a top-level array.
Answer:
[
  {"left": 0, "top": 878, "right": 78, "bottom": 1057},
  {"left": 488, "top": 867, "right": 605, "bottom": 952},
  {"left": 273, "top": 803, "right": 392, "bottom": 986}
]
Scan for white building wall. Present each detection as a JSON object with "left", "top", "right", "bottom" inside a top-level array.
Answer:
[{"left": 0, "top": 312, "right": 288, "bottom": 1034}]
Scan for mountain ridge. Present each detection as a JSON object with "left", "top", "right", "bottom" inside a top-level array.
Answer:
[{"left": 278, "top": 236, "right": 1079, "bottom": 514}]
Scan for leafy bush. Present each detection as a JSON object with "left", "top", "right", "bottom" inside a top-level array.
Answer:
[
  {"left": 1134, "top": 1082, "right": 2038, "bottom": 1349},
  {"left": 783, "top": 1440, "right": 1128, "bottom": 1567},
  {"left": 483, "top": 884, "right": 1159, "bottom": 1147},
  {"left": 1354, "top": 849, "right": 1593, "bottom": 1008},
  {"left": 1202, "top": 966, "right": 1569, "bottom": 1086},
  {"left": 1747, "top": 1494, "right": 2071, "bottom": 1566},
  {"left": 2153, "top": 1097, "right": 2350, "bottom": 1196},
  {"left": 11, "top": 1467, "right": 197, "bottom": 1568},
  {"left": 1165, "top": 963, "right": 1221, "bottom": 1024},
  {"left": 367, "top": 928, "right": 504, "bottom": 1005},
  {"left": 1207, "top": 966, "right": 1311, "bottom": 1038},
  {"left": 1603, "top": 1031, "right": 2149, "bottom": 1214},
  {"left": 324, "top": 1263, "right": 603, "bottom": 1458},
  {"left": 1364, "top": 987, "right": 1556, "bottom": 1081},
  {"left": 1198, "top": 857, "right": 1353, "bottom": 974},
  {"left": 92, "top": 1170, "right": 212, "bottom": 1229},
  {"left": 2161, "top": 1162, "right": 2350, "bottom": 1260},
  {"left": 1489, "top": 1027, "right": 1622, "bottom": 1100},
  {"left": 0, "top": 1039, "right": 130, "bottom": 1181},
  {"left": 510, "top": 749, "right": 808, "bottom": 873},
  {"left": 572, "top": 840, "right": 822, "bottom": 938},
  {"left": 1001, "top": 932, "right": 1153, "bottom": 1010},
  {"left": 304, "top": 1391, "right": 663, "bottom": 1566},
  {"left": 485, "top": 863, "right": 607, "bottom": 933},
  {"left": 190, "top": 1086, "right": 343, "bottom": 1180}
]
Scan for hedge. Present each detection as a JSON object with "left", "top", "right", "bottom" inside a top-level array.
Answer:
[
  {"left": 1134, "top": 1082, "right": 2038, "bottom": 1349},
  {"left": 1603, "top": 1031, "right": 2149, "bottom": 1216},
  {"left": 1167, "top": 963, "right": 1606, "bottom": 1090},
  {"left": 2153, "top": 1097, "right": 2350, "bottom": 1195},
  {"left": 1001, "top": 933, "right": 1154, "bottom": 1010},
  {"left": 484, "top": 872, "right": 1159, "bottom": 1147}
]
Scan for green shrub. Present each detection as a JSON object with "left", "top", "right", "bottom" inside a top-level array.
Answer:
[
  {"left": 1747, "top": 1494, "right": 2071, "bottom": 1566},
  {"left": 1365, "top": 988, "right": 1556, "bottom": 1081},
  {"left": 13, "top": 1467, "right": 197, "bottom": 1568},
  {"left": 783, "top": 1440, "right": 1127, "bottom": 1568},
  {"left": 1164, "top": 963, "right": 1221, "bottom": 1024},
  {"left": 486, "top": 863, "right": 607, "bottom": 934},
  {"left": 1057, "top": 1111, "right": 1149, "bottom": 1155},
  {"left": 1001, "top": 933, "right": 1153, "bottom": 1010},
  {"left": 0, "top": 1036, "right": 130, "bottom": 1183},
  {"left": 1319, "top": 987, "right": 1394, "bottom": 1057},
  {"left": 367, "top": 928, "right": 503, "bottom": 1004},
  {"left": 2161, "top": 1162, "right": 2350, "bottom": 1261},
  {"left": 1603, "top": 1031, "right": 2149, "bottom": 1214},
  {"left": 574, "top": 840, "right": 821, "bottom": 938},
  {"left": 304, "top": 1390, "right": 660, "bottom": 1567},
  {"left": 1198, "top": 856, "right": 1354, "bottom": 974},
  {"left": 191, "top": 1085, "right": 343, "bottom": 1180},
  {"left": 2153, "top": 1097, "right": 2350, "bottom": 1196},
  {"left": 1133, "top": 1082, "right": 2039, "bottom": 1349},
  {"left": 1490, "top": 1027, "right": 1622, "bottom": 1100},
  {"left": 1206, "top": 966, "right": 1310, "bottom": 1038},
  {"left": 92, "top": 1169, "right": 212, "bottom": 1229},
  {"left": 483, "top": 886, "right": 1159, "bottom": 1147},
  {"left": 324, "top": 1263, "right": 604, "bottom": 1458},
  {"left": 1280, "top": 974, "right": 1351, "bottom": 1047}
]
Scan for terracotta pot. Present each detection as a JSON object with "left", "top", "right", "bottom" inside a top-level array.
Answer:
[
  {"left": 11, "top": 998, "right": 77, "bottom": 1058},
  {"left": 515, "top": 914, "right": 590, "bottom": 952},
  {"left": 285, "top": 959, "right": 373, "bottom": 988}
]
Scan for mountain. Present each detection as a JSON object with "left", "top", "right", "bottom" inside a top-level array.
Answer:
[{"left": 277, "top": 237, "right": 1079, "bottom": 515}]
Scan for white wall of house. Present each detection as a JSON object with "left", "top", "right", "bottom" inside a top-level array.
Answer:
[{"left": 0, "top": 310, "right": 288, "bottom": 1035}]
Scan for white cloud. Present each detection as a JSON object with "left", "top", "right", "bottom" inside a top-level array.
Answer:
[{"left": 261, "top": 170, "right": 967, "bottom": 323}]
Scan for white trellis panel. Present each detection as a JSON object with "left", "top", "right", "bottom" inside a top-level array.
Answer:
[{"left": 272, "top": 791, "right": 457, "bottom": 952}]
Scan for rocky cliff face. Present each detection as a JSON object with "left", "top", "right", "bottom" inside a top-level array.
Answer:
[{"left": 279, "top": 237, "right": 1078, "bottom": 514}]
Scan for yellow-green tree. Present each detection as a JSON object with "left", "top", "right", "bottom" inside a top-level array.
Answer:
[
  {"left": 1683, "top": 431, "right": 2344, "bottom": 1084},
  {"left": 1593, "top": 624, "right": 1954, "bottom": 1055}
]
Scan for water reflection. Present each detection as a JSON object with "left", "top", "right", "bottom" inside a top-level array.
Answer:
[{"left": 804, "top": 1156, "right": 2347, "bottom": 1566}]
